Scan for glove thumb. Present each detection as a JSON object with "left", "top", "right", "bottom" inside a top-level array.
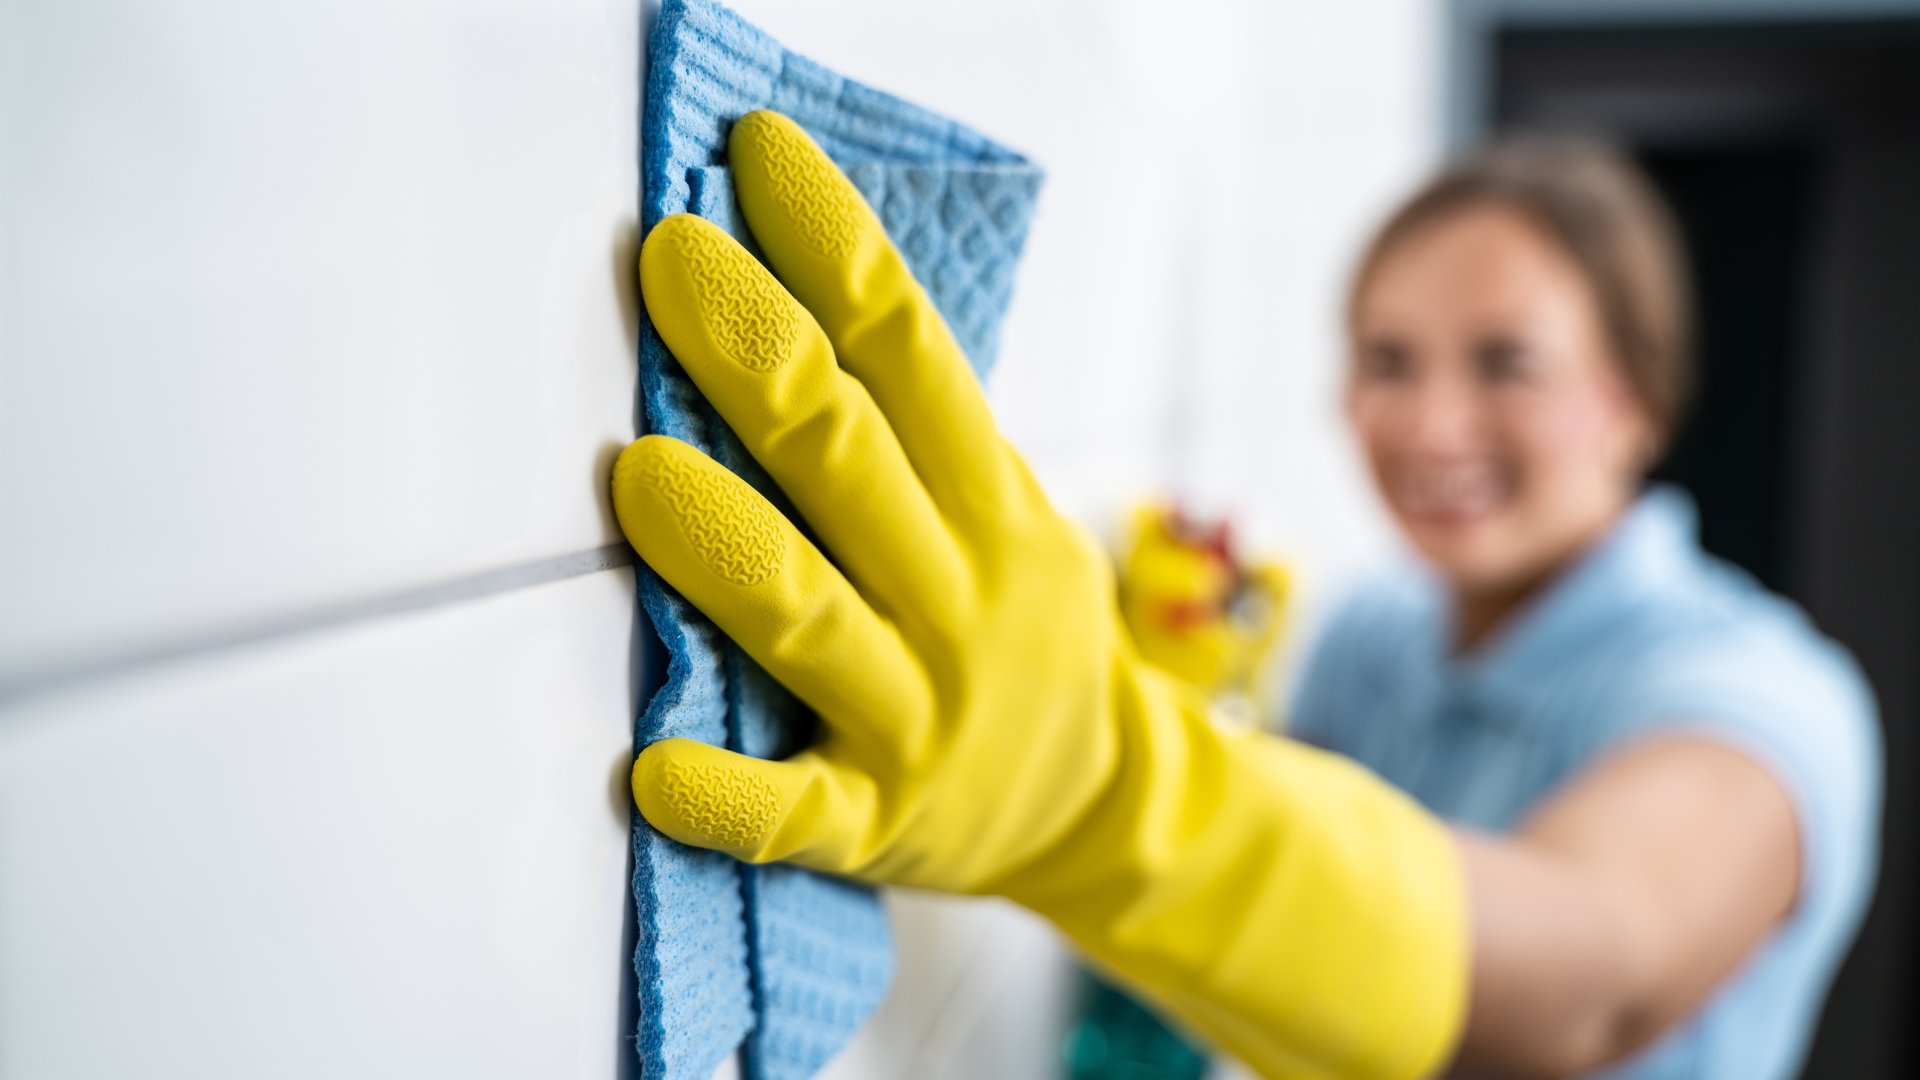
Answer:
[{"left": 632, "top": 738, "right": 877, "bottom": 871}]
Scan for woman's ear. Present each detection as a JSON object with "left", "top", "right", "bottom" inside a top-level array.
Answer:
[
  {"left": 1636, "top": 424, "right": 1668, "bottom": 475},
  {"left": 1617, "top": 393, "right": 1666, "bottom": 480}
]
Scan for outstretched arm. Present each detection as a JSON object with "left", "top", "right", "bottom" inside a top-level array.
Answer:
[
  {"left": 614, "top": 110, "right": 1799, "bottom": 1080},
  {"left": 1454, "top": 736, "right": 1800, "bottom": 1078}
]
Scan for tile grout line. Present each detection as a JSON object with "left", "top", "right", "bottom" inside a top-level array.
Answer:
[{"left": 0, "top": 543, "right": 636, "bottom": 710}]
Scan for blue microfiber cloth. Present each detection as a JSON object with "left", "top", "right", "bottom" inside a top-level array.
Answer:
[{"left": 631, "top": 3, "right": 1044, "bottom": 1079}]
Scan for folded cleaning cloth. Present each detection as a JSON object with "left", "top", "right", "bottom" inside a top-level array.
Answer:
[{"left": 632, "top": 3, "right": 1045, "bottom": 1079}]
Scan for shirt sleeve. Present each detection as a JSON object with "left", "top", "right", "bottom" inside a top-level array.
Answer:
[{"left": 1605, "top": 613, "right": 1882, "bottom": 970}]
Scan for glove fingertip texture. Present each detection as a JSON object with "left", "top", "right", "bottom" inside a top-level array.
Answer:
[
  {"left": 643, "top": 447, "right": 785, "bottom": 587},
  {"left": 634, "top": 3, "right": 1043, "bottom": 1079},
  {"left": 734, "top": 114, "right": 865, "bottom": 258},
  {"left": 655, "top": 754, "right": 783, "bottom": 849},
  {"left": 657, "top": 217, "right": 802, "bottom": 373}
]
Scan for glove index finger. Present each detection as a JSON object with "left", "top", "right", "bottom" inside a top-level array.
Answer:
[
  {"left": 728, "top": 110, "right": 1020, "bottom": 529},
  {"left": 612, "top": 435, "right": 935, "bottom": 759}
]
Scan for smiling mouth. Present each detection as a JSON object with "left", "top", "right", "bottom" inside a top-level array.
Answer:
[{"left": 1390, "top": 463, "right": 1510, "bottom": 524}]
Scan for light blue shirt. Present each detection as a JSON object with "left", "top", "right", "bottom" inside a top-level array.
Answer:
[{"left": 1289, "top": 488, "right": 1881, "bottom": 1080}]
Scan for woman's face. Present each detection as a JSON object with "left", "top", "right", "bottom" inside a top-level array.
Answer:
[{"left": 1347, "top": 205, "right": 1655, "bottom": 594}]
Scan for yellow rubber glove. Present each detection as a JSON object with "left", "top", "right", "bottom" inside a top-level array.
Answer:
[
  {"left": 614, "top": 110, "right": 1467, "bottom": 1080},
  {"left": 1120, "top": 504, "right": 1291, "bottom": 727}
]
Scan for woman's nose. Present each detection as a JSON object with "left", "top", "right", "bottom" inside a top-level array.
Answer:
[{"left": 1399, "top": 370, "right": 1485, "bottom": 453}]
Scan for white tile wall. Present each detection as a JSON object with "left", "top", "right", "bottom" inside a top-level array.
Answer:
[
  {"left": 0, "top": 0, "right": 644, "bottom": 681},
  {"left": 0, "top": 0, "right": 1445, "bottom": 1077},
  {"left": 0, "top": 568, "right": 637, "bottom": 1080}
]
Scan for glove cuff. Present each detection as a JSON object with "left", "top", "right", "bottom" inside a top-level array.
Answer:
[{"left": 999, "top": 665, "right": 1469, "bottom": 1080}]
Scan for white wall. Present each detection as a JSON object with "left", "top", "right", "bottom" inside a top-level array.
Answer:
[
  {"left": 0, "top": 0, "right": 643, "bottom": 683},
  {"left": 0, "top": 569, "right": 639, "bottom": 1079},
  {"left": 1, "top": 1, "right": 647, "bottom": 1076},
  {"left": 0, "top": 1, "right": 1442, "bottom": 1077}
]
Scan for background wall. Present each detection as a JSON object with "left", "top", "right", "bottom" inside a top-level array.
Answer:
[{"left": 0, "top": 1, "right": 1438, "bottom": 1078}]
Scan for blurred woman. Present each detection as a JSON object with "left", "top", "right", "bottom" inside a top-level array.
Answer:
[{"left": 1290, "top": 139, "right": 1881, "bottom": 1078}]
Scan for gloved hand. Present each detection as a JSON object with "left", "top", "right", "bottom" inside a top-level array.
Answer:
[
  {"left": 613, "top": 110, "right": 1466, "bottom": 1080},
  {"left": 1120, "top": 504, "right": 1291, "bottom": 728}
]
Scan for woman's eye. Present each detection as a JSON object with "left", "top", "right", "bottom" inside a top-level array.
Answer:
[
  {"left": 1474, "top": 339, "right": 1530, "bottom": 383},
  {"left": 1359, "top": 340, "right": 1414, "bottom": 381}
]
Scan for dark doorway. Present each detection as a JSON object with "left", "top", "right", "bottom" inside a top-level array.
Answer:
[
  {"left": 1495, "top": 20, "right": 1920, "bottom": 1080},
  {"left": 1640, "top": 145, "right": 1815, "bottom": 592}
]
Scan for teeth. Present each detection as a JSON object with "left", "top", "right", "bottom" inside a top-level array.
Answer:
[{"left": 1394, "top": 464, "right": 1503, "bottom": 518}]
